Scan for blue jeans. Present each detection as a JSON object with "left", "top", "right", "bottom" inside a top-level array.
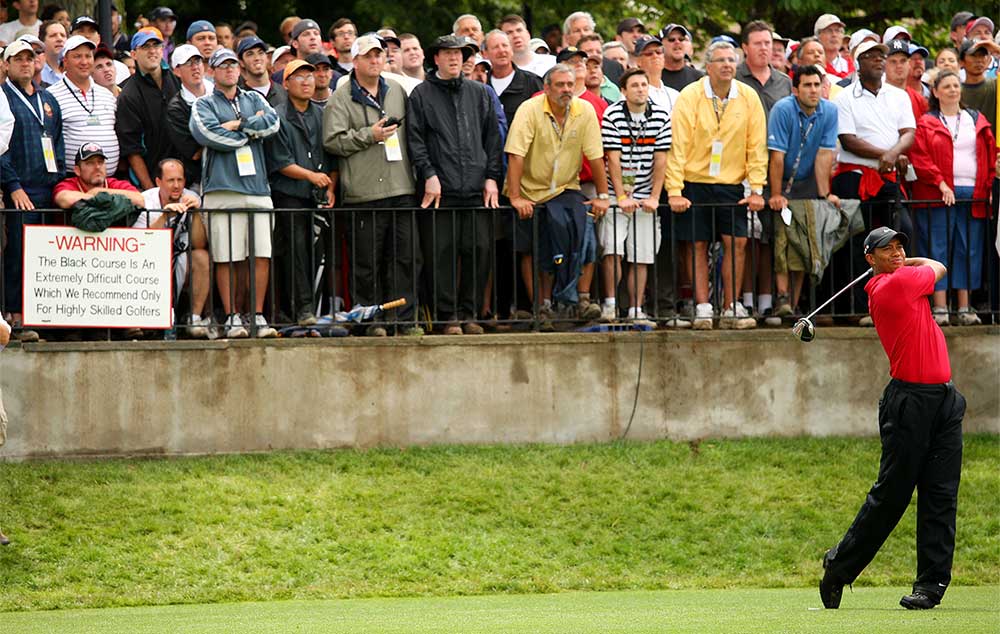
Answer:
[{"left": 912, "top": 186, "right": 983, "bottom": 291}]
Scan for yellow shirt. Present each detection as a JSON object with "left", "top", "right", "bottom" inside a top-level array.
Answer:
[
  {"left": 664, "top": 77, "right": 769, "bottom": 196},
  {"left": 504, "top": 94, "right": 604, "bottom": 203}
]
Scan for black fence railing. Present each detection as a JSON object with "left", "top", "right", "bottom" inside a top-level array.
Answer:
[{"left": 1, "top": 197, "right": 996, "bottom": 341}]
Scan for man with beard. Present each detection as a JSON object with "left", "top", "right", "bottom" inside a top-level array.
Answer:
[{"left": 53, "top": 141, "right": 143, "bottom": 208}]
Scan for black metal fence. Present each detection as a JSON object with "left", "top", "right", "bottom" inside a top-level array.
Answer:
[{"left": 1, "top": 196, "right": 997, "bottom": 341}]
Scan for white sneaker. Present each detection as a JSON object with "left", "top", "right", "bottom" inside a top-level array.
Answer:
[
  {"left": 253, "top": 313, "right": 277, "bottom": 338},
  {"left": 224, "top": 313, "right": 248, "bottom": 339},
  {"left": 720, "top": 303, "right": 757, "bottom": 330},
  {"left": 932, "top": 307, "right": 950, "bottom": 326},
  {"left": 663, "top": 316, "right": 691, "bottom": 329},
  {"left": 627, "top": 307, "right": 649, "bottom": 320},
  {"left": 692, "top": 303, "right": 713, "bottom": 330},
  {"left": 956, "top": 308, "right": 981, "bottom": 326},
  {"left": 600, "top": 303, "right": 617, "bottom": 322},
  {"left": 858, "top": 314, "right": 874, "bottom": 327},
  {"left": 189, "top": 315, "right": 210, "bottom": 339}
]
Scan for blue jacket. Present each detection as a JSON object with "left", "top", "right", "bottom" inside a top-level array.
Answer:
[{"left": 189, "top": 86, "right": 279, "bottom": 196}]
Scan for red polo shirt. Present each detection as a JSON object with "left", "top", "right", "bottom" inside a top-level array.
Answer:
[
  {"left": 865, "top": 265, "right": 951, "bottom": 384},
  {"left": 53, "top": 176, "right": 139, "bottom": 197}
]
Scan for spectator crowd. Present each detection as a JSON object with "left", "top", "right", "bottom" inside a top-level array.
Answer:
[{"left": 0, "top": 6, "right": 996, "bottom": 341}]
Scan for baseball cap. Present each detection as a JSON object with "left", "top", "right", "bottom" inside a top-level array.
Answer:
[
  {"left": 848, "top": 29, "right": 880, "bottom": 54},
  {"left": 853, "top": 40, "right": 888, "bottom": 61},
  {"left": 556, "top": 46, "right": 588, "bottom": 63},
  {"left": 208, "top": 47, "right": 238, "bottom": 68},
  {"left": 771, "top": 32, "right": 790, "bottom": 45},
  {"left": 632, "top": 35, "right": 662, "bottom": 56},
  {"left": 908, "top": 43, "right": 929, "bottom": 58},
  {"left": 270, "top": 45, "right": 292, "bottom": 66},
  {"left": 473, "top": 54, "right": 491, "bottom": 68},
  {"left": 814, "top": 14, "right": 845, "bottom": 36},
  {"left": 186, "top": 20, "right": 215, "bottom": 41},
  {"left": 886, "top": 39, "right": 909, "bottom": 57},
  {"left": 968, "top": 17, "right": 996, "bottom": 35},
  {"left": 658, "top": 24, "right": 691, "bottom": 40},
  {"left": 70, "top": 15, "right": 98, "bottom": 32},
  {"left": 75, "top": 142, "right": 107, "bottom": 163},
  {"left": 59, "top": 35, "right": 96, "bottom": 63},
  {"left": 3, "top": 40, "right": 34, "bottom": 61},
  {"left": 950, "top": 11, "right": 975, "bottom": 30},
  {"left": 131, "top": 27, "right": 164, "bottom": 50},
  {"left": 352, "top": 33, "right": 386, "bottom": 58},
  {"left": 170, "top": 43, "right": 202, "bottom": 68},
  {"left": 290, "top": 18, "right": 321, "bottom": 40},
  {"left": 148, "top": 6, "right": 177, "bottom": 21},
  {"left": 863, "top": 227, "right": 908, "bottom": 254},
  {"left": 235, "top": 20, "right": 258, "bottom": 35},
  {"left": 616, "top": 18, "right": 644, "bottom": 34},
  {"left": 16, "top": 34, "right": 43, "bottom": 51},
  {"left": 882, "top": 26, "right": 911, "bottom": 43},
  {"left": 710, "top": 34, "right": 738, "bottom": 47},
  {"left": 304, "top": 52, "right": 334, "bottom": 67},
  {"left": 282, "top": 58, "right": 315, "bottom": 82},
  {"left": 959, "top": 37, "right": 1000, "bottom": 59},
  {"left": 236, "top": 35, "right": 266, "bottom": 59},
  {"left": 376, "top": 30, "right": 401, "bottom": 47},
  {"left": 93, "top": 44, "right": 114, "bottom": 61},
  {"left": 529, "top": 38, "right": 549, "bottom": 53}
]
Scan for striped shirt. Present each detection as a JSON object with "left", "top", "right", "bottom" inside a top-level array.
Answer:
[
  {"left": 601, "top": 100, "right": 672, "bottom": 199},
  {"left": 46, "top": 78, "right": 119, "bottom": 175}
]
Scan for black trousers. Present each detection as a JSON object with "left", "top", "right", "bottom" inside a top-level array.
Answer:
[
  {"left": 826, "top": 379, "right": 965, "bottom": 600},
  {"left": 272, "top": 193, "right": 317, "bottom": 318},
  {"left": 418, "top": 196, "right": 491, "bottom": 321},
  {"left": 347, "top": 196, "right": 418, "bottom": 322}
]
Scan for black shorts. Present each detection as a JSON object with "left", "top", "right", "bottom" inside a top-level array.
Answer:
[{"left": 673, "top": 182, "right": 748, "bottom": 242}]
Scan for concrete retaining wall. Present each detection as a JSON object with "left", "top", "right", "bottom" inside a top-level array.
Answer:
[{"left": 1, "top": 328, "right": 997, "bottom": 460}]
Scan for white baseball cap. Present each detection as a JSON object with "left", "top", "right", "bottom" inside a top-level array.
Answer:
[
  {"left": 3, "top": 39, "right": 35, "bottom": 61},
  {"left": 848, "top": 29, "right": 880, "bottom": 54},
  {"left": 270, "top": 45, "right": 292, "bottom": 66},
  {"left": 170, "top": 43, "right": 202, "bottom": 68},
  {"left": 59, "top": 34, "right": 96, "bottom": 64},
  {"left": 814, "top": 14, "right": 845, "bottom": 36},
  {"left": 882, "top": 25, "right": 911, "bottom": 43},
  {"left": 853, "top": 40, "right": 889, "bottom": 62},
  {"left": 351, "top": 33, "right": 385, "bottom": 58}
]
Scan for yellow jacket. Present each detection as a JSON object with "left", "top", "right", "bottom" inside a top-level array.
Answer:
[{"left": 665, "top": 77, "right": 768, "bottom": 196}]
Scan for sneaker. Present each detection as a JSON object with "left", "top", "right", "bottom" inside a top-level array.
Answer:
[
  {"left": 443, "top": 323, "right": 463, "bottom": 335},
  {"left": 297, "top": 311, "right": 318, "bottom": 327},
  {"left": 858, "top": 314, "right": 874, "bottom": 327},
  {"left": 538, "top": 306, "right": 555, "bottom": 332},
  {"left": 956, "top": 307, "right": 981, "bottom": 326},
  {"left": 627, "top": 307, "right": 650, "bottom": 320},
  {"left": 677, "top": 299, "right": 695, "bottom": 319},
  {"left": 663, "top": 316, "right": 691, "bottom": 329},
  {"left": 253, "top": 314, "right": 277, "bottom": 338},
  {"left": 16, "top": 328, "right": 39, "bottom": 343},
  {"left": 720, "top": 303, "right": 757, "bottom": 330},
  {"left": 224, "top": 313, "right": 249, "bottom": 339},
  {"left": 762, "top": 308, "right": 782, "bottom": 328},
  {"left": 819, "top": 550, "right": 844, "bottom": 609},
  {"left": 900, "top": 591, "right": 940, "bottom": 610},
  {"left": 188, "top": 316, "right": 210, "bottom": 339},
  {"left": 931, "top": 307, "right": 950, "bottom": 326},
  {"left": 399, "top": 325, "right": 425, "bottom": 337},
  {"left": 692, "top": 303, "right": 713, "bottom": 330},
  {"left": 364, "top": 325, "right": 388, "bottom": 337},
  {"left": 774, "top": 293, "right": 794, "bottom": 317},
  {"left": 0, "top": 530, "right": 9, "bottom": 546},
  {"left": 600, "top": 303, "right": 617, "bottom": 322},
  {"left": 462, "top": 321, "right": 485, "bottom": 335},
  {"left": 576, "top": 300, "right": 602, "bottom": 321}
]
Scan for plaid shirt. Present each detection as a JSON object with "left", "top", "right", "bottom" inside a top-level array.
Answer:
[{"left": 0, "top": 81, "right": 65, "bottom": 194}]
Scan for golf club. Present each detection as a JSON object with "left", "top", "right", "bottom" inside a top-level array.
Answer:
[{"left": 792, "top": 269, "right": 873, "bottom": 342}]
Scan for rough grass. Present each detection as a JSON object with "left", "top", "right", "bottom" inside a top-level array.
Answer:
[{"left": 0, "top": 437, "right": 997, "bottom": 613}]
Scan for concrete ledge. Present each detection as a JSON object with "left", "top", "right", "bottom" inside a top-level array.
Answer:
[{"left": 2, "top": 328, "right": 998, "bottom": 460}]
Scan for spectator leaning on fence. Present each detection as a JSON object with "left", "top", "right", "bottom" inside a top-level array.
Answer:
[
  {"left": 46, "top": 34, "right": 118, "bottom": 175},
  {"left": 598, "top": 67, "right": 671, "bottom": 323},
  {"left": 408, "top": 34, "right": 503, "bottom": 335},
  {"left": 666, "top": 40, "right": 767, "bottom": 330},
  {"left": 504, "top": 64, "right": 609, "bottom": 322},
  {"left": 323, "top": 33, "right": 421, "bottom": 336},
  {"left": 910, "top": 69, "right": 997, "bottom": 326},
  {"left": 766, "top": 64, "right": 840, "bottom": 317},
  {"left": 1, "top": 39, "right": 61, "bottom": 344},
  {"left": 116, "top": 28, "right": 180, "bottom": 191},
  {"left": 264, "top": 59, "right": 337, "bottom": 327},
  {"left": 189, "top": 46, "right": 280, "bottom": 339},
  {"left": 52, "top": 141, "right": 143, "bottom": 208},
  {"left": 133, "top": 158, "right": 211, "bottom": 338}
]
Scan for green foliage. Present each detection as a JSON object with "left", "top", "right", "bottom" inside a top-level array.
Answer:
[{"left": 0, "top": 436, "right": 997, "bottom": 613}]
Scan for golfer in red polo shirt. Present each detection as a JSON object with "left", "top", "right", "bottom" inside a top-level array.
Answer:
[{"left": 819, "top": 227, "right": 965, "bottom": 611}]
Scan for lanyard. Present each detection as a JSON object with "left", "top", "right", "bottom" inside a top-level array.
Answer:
[
  {"left": 711, "top": 95, "right": 728, "bottom": 126},
  {"left": 625, "top": 107, "right": 649, "bottom": 170},
  {"left": 62, "top": 78, "right": 94, "bottom": 115},
  {"left": 546, "top": 107, "right": 567, "bottom": 142},
  {"left": 230, "top": 94, "right": 242, "bottom": 119},
  {"left": 939, "top": 112, "right": 960, "bottom": 142},
  {"left": 785, "top": 114, "right": 817, "bottom": 194},
  {"left": 5, "top": 79, "right": 45, "bottom": 128}
]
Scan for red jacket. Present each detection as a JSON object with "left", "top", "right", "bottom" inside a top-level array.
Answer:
[{"left": 910, "top": 109, "right": 996, "bottom": 218}]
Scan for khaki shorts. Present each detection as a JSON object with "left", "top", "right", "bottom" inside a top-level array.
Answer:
[
  {"left": 204, "top": 192, "right": 274, "bottom": 262},
  {"left": 598, "top": 208, "right": 661, "bottom": 264}
]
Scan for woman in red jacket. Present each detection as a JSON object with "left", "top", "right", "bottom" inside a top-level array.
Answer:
[{"left": 910, "top": 70, "right": 997, "bottom": 326}]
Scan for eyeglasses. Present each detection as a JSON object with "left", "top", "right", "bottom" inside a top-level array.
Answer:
[
  {"left": 287, "top": 73, "right": 315, "bottom": 83},
  {"left": 333, "top": 29, "right": 356, "bottom": 38},
  {"left": 709, "top": 57, "right": 737, "bottom": 64},
  {"left": 216, "top": 61, "right": 239, "bottom": 70}
]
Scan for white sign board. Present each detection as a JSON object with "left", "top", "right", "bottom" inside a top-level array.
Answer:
[{"left": 23, "top": 226, "right": 173, "bottom": 329}]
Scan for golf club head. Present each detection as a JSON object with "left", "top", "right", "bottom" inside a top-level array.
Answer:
[{"left": 792, "top": 317, "right": 815, "bottom": 342}]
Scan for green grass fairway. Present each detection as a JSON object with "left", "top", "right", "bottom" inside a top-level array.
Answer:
[{"left": 0, "top": 586, "right": 997, "bottom": 634}]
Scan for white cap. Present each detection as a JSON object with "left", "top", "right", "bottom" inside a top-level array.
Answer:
[
  {"left": 270, "top": 45, "right": 292, "bottom": 66},
  {"left": 3, "top": 39, "right": 34, "bottom": 61},
  {"left": 59, "top": 34, "right": 96, "bottom": 64},
  {"left": 170, "top": 43, "right": 202, "bottom": 68},
  {"left": 882, "top": 26, "right": 911, "bottom": 43},
  {"left": 848, "top": 29, "right": 880, "bottom": 54},
  {"left": 853, "top": 40, "right": 889, "bottom": 62},
  {"left": 813, "top": 14, "right": 845, "bottom": 36},
  {"left": 351, "top": 33, "right": 385, "bottom": 58},
  {"left": 529, "top": 37, "right": 549, "bottom": 53}
]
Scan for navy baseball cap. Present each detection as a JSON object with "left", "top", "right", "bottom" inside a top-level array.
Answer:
[
  {"left": 76, "top": 142, "right": 107, "bottom": 163},
  {"left": 236, "top": 35, "right": 267, "bottom": 58},
  {"left": 863, "top": 227, "right": 909, "bottom": 254},
  {"left": 632, "top": 35, "right": 662, "bottom": 56},
  {"left": 186, "top": 20, "right": 215, "bottom": 40}
]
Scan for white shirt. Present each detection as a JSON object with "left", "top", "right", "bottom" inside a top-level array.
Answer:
[
  {"left": 134, "top": 187, "right": 201, "bottom": 228},
  {"left": 0, "top": 88, "right": 14, "bottom": 157},
  {"left": 647, "top": 83, "right": 680, "bottom": 114},
  {"left": 834, "top": 81, "right": 915, "bottom": 169},
  {"left": 0, "top": 18, "right": 40, "bottom": 45},
  {"left": 180, "top": 81, "right": 213, "bottom": 105},
  {"left": 46, "top": 78, "right": 119, "bottom": 173},
  {"left": 520, "top": 53, "right": 556, "bottom": 79},
  {"left": 941, "top": 110, "right": 978, "bottom": 187},
  {"left": 490, "top": 71, "right": 516, "bottom": 96}
]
